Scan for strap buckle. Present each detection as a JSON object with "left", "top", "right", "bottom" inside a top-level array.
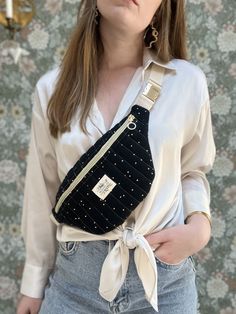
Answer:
[{"left": 142, "top": 80, "right": 161, "bottom": 103}]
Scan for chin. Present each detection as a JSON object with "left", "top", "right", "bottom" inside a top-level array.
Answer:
[{"left": 110, "top": 11, "right": 137, "bottom": 28}]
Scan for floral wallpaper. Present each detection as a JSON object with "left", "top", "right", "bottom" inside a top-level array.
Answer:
[{"left": 0, "top": 0, "right": 235, "bottom": 313}]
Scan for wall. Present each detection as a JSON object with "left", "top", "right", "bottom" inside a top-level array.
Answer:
[{"left": 0, "top": 0, "right": 235, "bottom": 313}]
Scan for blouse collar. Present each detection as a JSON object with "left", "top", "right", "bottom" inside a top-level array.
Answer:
[{"left": 143, "top": 48, "right": 176, "bottom": 72}]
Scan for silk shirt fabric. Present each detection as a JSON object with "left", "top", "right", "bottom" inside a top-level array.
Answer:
[{"left": 20, "top": 48, "right": 216, "bottom": 312}]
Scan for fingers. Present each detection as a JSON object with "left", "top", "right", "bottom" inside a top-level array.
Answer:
[
  {"left": 145, "top": 228, "right": 171, "bottom": 246},
  {"left": 150, "top": 245, "right": 156, "bottom": 251},
  {"left": 16, "top": 295, "right": 42, "bottom": 314}
]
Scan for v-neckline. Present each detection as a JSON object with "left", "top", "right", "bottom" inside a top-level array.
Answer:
[{"left": 94, "top": 66, "right": 143, "bottom": 134}]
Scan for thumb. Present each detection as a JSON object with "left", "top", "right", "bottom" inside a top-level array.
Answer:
[{"left": 145, "top": 229, "right": 170, "bottom": 246}]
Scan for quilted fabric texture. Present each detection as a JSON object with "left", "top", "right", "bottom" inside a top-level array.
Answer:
[
  {"left": 51, "top": 104, "right": 155, "bottom": 234},
  {"left": 0, "top": 0, "right": 235, "bottom": 312}
]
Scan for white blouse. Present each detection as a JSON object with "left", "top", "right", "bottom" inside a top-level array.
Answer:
[{"left": 20, "top": 48, "right": 216, "bottom": 312}]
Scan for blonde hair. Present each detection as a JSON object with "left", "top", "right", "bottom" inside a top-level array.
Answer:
[{"left": 47, "top": 0, "right": 188, "bottom": 138}]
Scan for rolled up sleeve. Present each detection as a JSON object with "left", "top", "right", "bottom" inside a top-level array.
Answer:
[
  {"left": 20, "top": 85, "right": 61, "bottom": 298},
  {"left": 181, "top": 83, "right": 216, "bottom": 223}
]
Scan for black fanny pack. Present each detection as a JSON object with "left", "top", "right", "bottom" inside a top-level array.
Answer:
[{"left": 50, "top": 63, "right": 165, "bottom": 234}]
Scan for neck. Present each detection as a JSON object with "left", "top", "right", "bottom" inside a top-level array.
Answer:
[{"left": 99, "top": 19, "right": 144, "bottom": 71}]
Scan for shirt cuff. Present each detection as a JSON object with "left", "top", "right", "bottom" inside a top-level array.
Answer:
[
  {"left": 182, "top": 181, "right": 210, "bottom": 216},
  {"left": 20, "top": 262, "right": 54, "bottom": 298},
  {"left": 184, "top": 210, "right": 212, "bottom": 227}
]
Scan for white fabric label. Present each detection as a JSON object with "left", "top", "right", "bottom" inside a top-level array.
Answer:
[{"left": 92, "top": 174, "right": 117, "bottom": 200}]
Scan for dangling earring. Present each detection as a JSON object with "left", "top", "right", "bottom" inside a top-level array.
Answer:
[
  {"left": 95, "top": 6, "right": 99, "bottom": 25},
  {"left": 144, "top": 21, "right": 159, "bottom": 48},
  {"left": 149, "top": 21, "right": 159, "bottom": 48}
]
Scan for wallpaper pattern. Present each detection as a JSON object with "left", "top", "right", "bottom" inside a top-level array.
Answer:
[{"left": 0, "top": 0, "right": 235, "bottom": 313}]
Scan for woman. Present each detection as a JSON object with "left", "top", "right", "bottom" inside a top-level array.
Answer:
[{"left": 17, "top": 0, "right": 216, "bottom": 313}]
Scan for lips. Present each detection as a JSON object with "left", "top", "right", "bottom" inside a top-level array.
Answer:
[{"left": 121, "top": 0, "right": 138, "bottom": 7}]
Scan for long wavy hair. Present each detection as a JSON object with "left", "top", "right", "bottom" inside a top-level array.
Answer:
[{"left": 47, "top": 0, "right": 187, "bottom": 138}]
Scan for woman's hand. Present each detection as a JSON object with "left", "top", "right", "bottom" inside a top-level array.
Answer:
[
  {"left": 17, "top": 294, "right": 43, "bottom": 314},
  {"left": 144, "top": 213, "right": 211, "bottom": 264}
]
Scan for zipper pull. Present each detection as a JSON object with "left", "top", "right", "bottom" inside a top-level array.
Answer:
[
  {"left": 127, "top": 114, "right": 136, "bottom": 130},
  {"left": 128, "top": 114, "right": 135, "bottom": 121}
]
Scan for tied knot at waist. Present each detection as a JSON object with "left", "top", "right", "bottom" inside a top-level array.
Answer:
[
  {"left": 98, "top": 227, "right": 159, "bottom": 312},
  {"left": 122, "top": 227, "right": 138, "bottom": 249}
]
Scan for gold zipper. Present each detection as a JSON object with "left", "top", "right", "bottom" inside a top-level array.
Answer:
[{"left": 54, "top": 113, "right": 136, "bottom": 213}]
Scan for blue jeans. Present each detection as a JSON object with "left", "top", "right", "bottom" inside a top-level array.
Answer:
[{"left": 38, "top": 240, "right": 197, "bottom": 313}]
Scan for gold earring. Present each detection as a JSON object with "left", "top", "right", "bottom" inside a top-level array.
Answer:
[
  {"left": 95, "top": 6, "right": 99, "bottom": 25},
  {"left": 144, "top": 21, "right": 159, "bottom": 48},
  {"left": 148, "top": 21, "right": 158, "bottom": 48}
]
